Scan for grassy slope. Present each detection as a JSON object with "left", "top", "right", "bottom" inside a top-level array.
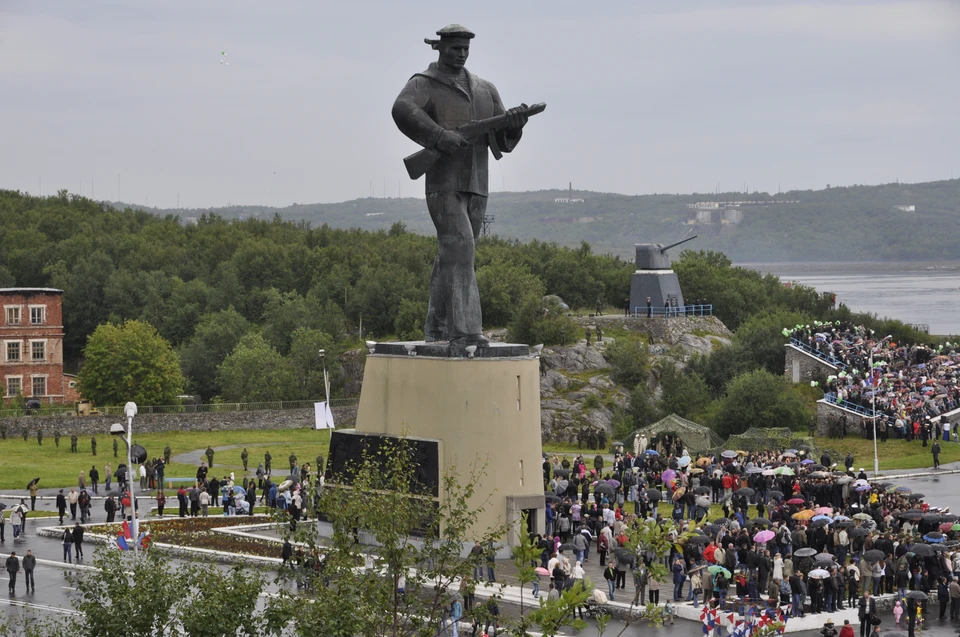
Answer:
[
  {"left": 0, "top": 429, "right": 332, "bottom": 491},
  {"left": 542, "top": 436, "right": 956, "bottom": 473}
]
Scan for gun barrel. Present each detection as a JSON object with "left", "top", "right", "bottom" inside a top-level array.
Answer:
[{"left": 661, "top": 235, "right": 698, "bottom": 252}]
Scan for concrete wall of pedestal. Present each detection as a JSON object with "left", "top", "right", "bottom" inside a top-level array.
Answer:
[{"left": 354, "top": 353, "right": 545, "bottom": 547}]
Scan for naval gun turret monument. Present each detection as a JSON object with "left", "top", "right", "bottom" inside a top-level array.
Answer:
[{"left": 629, "top": 235, "right": 697, "bottom": 314}]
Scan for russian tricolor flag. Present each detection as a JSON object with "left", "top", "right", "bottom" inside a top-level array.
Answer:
[{"left": 116, "top": 520, "right": 133, "bottom": 551}]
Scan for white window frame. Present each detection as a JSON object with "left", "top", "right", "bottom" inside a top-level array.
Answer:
[
  {"left": 4, "top": 305, "right": 21, "bottom": 326},
  {"left": 5, "top": 375, "right": 22, "bottom": 398},
  {"left": 31, "top": 375, "right": 47, "bottom": 397},
  {"left": 28, "top": 305, "right": 45, "bottom": 325},
  {"left": 30, "top": 339, "right": 46, "bottom": 361},
  {"left": 4, "top": 340, "right": 21, "bottom": 362}
]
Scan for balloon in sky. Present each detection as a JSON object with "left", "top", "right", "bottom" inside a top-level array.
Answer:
[{"left": 220, "top": 50, "right": 230, "bottom": 66}]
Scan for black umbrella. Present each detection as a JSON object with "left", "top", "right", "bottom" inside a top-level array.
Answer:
[
  {"left": 814, "top": 553, "right": 835, "bottom": 564},
  {"left": 559, "top": 543, "right": 578, "bottom": 553},
  {"left": 864, "top": 549, "right": 885, "bottom": 562},
  {"left": 942, "top": 514, "right": 959, "bottom": 523},
  {"left": 932, "top": 544, "right": 948, "bottom": 553},
  {"left": 595, "top": 484, "right": 615, "bottom": 497},
  {"left": 736, "top": 487, "right": 755, "bottom": 498},
  {"left": 922, "top": 513, "right": 941, "bottom": 524},
  {"left": 613, "top": 548, "right": 636, "bottom": 564},
  {"left": 0, "top": 503, "right": 6, "bottom": 511},
  {"left": 768, "top": 490, "right": 784, "bottom": 501},
  {"left": 909, "top": 493, "right": 925, "bottom": 501},
  {"left": 900, "top": 510, "right": 923, "bottom": 520},
  {"left": 908, "top": 544, "right": 936, "bottom": 557},
  {"left": 645, "top": 488, "right": 662, "bottom": 502},
  {"left": 905, "top": 590, "right": 928, "bottom": 601},
  {"left": 794, "top": 548, "right": 817, "bottom": 557},
  {"left": 553, "top": 468, "right": 571, "bottom": 478},
  {"left": 835, "top": 519, "right": 854, "bottom": 528},
  {"left": 810, "top": 519, "right": 830, "bottom": 529},
  {"left": 703, "top": 523, "right": 721, "bottom": 535},
  {"left": 27, "top": 477, "right": 40, "bottom": 488},
  {"left": 669, "top": 459, "right": 679, "bottom": 470},
  {"left": 848, "top": 528, "right": 869, "bottom": 538},
  {"left": 687, "top": 535, "right": 710, "bottom": 545},
  {"left": 131, "top": 444, "right": 147, "bottom": 464},
  {"left": 752, "top": 517, "right": 772, "bottom": 527},
  {"left": 808, "top": 464, "right": 827, "bottom": 471},
  {"left": 694, "top": 486, "right": 710, "bottom": 495},
  {"left": 544, "top": 493, "right": 561, "bottom": 504}
]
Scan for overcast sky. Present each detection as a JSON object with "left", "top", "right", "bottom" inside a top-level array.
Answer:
[{"left": 2, "top": 1, "right": 958, "bottom": 209}]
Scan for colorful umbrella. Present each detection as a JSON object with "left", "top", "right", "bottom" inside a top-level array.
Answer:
[
  {"left": 708, "top": 565, "right": 731, "bottom": 578},
  {"left": 754, "top": 530, "right": 775, "bottom": 543},
  {"left": 787, "top": 497, "right": 805, "bottom": 505}
]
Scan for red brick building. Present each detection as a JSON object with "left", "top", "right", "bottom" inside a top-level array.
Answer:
[{"left": 0, "top": 288, "right": 80, "bottom": 405}]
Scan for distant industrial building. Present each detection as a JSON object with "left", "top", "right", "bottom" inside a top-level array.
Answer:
[
  {"left": 554, "top": 182, "right": 584, "bottom": 204},
  {"left": 894, "top": 205, "right": 916, "bottom": 212}
]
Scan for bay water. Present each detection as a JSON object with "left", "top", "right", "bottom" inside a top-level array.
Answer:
[{"left": 743, "top": 261, "right": 960, "bottom": 337}]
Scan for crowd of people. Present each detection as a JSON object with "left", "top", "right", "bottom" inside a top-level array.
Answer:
[
  {"left": 789, "top": 321, "right": 960, "bottom": 441},
  {"left": 542, "top": 439, "right": 960, "bottom": 636}
]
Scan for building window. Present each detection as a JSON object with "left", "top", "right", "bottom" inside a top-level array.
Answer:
[
  {"left": 5, "top": 307, "right": 20, "bottom": 325},
  {"left": 32, "top": 376, "right": 46, "bottom": 397},
  {"left": 6, "top": 342, "right": 20, "bottom": 362},
  {"left": 31, "top": 341, "right": 45, "bottom": 361},
  {"left": 6, "top": 377, "right": 21, "bottom": 397},
  {"left": 29, "top": 306, "right": 45, "bottom": 325}
]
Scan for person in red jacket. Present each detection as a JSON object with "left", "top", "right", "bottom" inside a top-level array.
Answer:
[
  {"left": 704, "top": 541, "right": 717, "bottom": 564},
  {"left": 838, "top": 619, "right": 854, "bottom": 637},
  {"left": 722, "top": 474, "right": 735, "bottom": 500}
]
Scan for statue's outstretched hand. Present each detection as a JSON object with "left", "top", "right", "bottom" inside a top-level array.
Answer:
[{"left": 505, "top": 103, "right": 529, "bottom": 129}]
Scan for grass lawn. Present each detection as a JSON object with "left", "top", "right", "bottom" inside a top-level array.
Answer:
[
  {"left": 814, "top": 435, "right": 955, "bottom": 472},
  {"left": 543, "top": 435, "right": 956, "bottom": 474},
  {"left": 0, "top": 429, "right": 332, "bottom": 491}
]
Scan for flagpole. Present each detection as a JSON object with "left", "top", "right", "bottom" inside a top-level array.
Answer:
[{"left": 871, "top": 352, "right": 879, "bottom": 476}]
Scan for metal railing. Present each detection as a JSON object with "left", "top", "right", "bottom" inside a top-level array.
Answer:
[
  {"left": 632, "top": 304, "right": 713, "bottom": 318},
  {"left": 789, "top": 338, "right": 846, "bottom": 369},
  {"left": 0, "top": 398, "right": 359, "bottom": 419},
  {"left": 822, "top": 392, "right": 876, "bottom": 418}
]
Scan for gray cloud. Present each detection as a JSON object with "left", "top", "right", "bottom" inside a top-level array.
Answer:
[{"left": 1, "top": 0, "right": 957, "bottom": 207}]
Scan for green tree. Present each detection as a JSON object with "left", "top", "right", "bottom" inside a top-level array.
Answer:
[
  {"left": 179, "top": 307, "right": 251, "bottom": 400},
  {"left": 711, "top": 369, "right": 813, "bottom": 437},
  {"left": 629, "top": 385, "right": 659, "bottom": 428},
  {"left": 66, "top": 549, "right": 185, "bottom": 637},
  {"left": 393, "top": 298, "right": 426, "bottom": 341},
  {"left": 507, "top": 296, "right": 579, "bottom": 346},
  {"left": 217, "top": 332, "right": 295, "bottom": 402},
  {"left": 657, "top": 364, "right": 712, "bottom": 419},
  {"left": 287, "top": 328, "right": 342, "bottom": 400},
  {"left": 732, "top": 309, "right": 807, "bottom": 376},
  {"left": 78, "top": 320, "right": 184, "bottom": 406},
  {"left": 604, "top": 334, "right": 650, "bottom": 388},
  {"left": 476, "top": 259, "right": 545, "bottom": 327}
]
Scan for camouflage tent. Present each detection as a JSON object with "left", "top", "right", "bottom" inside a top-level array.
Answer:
[
  {"left": 630, "top": 414, "right": 724, "bottom": 454},
  {"left": 722, "top": 427, "right": 817, "bottom": 456}
]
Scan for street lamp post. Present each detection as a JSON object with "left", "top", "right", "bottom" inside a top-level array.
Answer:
[
  {"left": 123, "top": 402, "right": 138, "bottom": 556},
  {"left": 318, "top": 349, "right": 330, "bottom": 406}
]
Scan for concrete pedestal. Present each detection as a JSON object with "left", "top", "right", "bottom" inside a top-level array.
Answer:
[
  {"left": 330, "top": 342, "right": 545, "bottom": 554},
  {"left": 630, "top": 269, "right": 685, "bottom": 312}
]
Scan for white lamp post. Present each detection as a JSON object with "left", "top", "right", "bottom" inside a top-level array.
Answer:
[{"left": 123, "top": 401, "right": 138, "bottom": 556}]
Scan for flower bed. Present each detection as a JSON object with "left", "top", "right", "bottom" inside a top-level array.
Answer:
[{"left": 84, "top": 516, "right": 283, "bottom": 558}]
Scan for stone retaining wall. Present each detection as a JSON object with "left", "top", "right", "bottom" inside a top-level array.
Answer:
[
  {"left": 0, "top": 405, "right": 358, "bottom": 437},
  {"left": 784, "top": 345, "right": 839, "bottom": 383},
  {"left": 816, "top": 400, "right": 867, "bottom": 436}
]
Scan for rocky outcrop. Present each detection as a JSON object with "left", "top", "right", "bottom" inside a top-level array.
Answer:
[{"left": 537, "top": 316, "right": 731, "bottom": 443}]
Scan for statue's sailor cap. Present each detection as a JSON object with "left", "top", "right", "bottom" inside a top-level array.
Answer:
[{"left": 425, "top": 24, "right": 475, "bottom": 48}]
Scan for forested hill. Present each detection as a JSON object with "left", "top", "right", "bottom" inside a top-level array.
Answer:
[{"left": 114, "top": 178, "right": 960, "bottom": 262}]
